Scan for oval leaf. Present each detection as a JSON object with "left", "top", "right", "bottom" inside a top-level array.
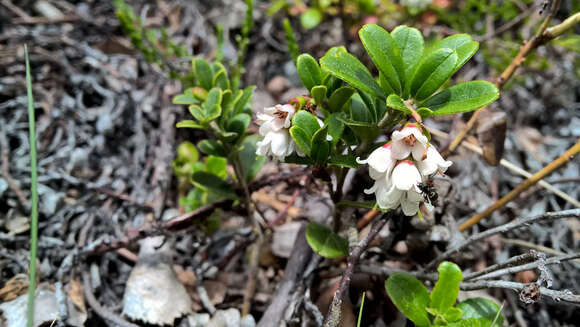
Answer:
[
  {"left": 198, "top": 139, "right": 226, "bottom": 157},
  {"left": 305, "top": 221, "right": 348, "bottom": 258},
  {"left": 359, "top": 24, "right": 405, "bottom": 95},
  {"left": 430, "top": 261, "right": 463, "bottom": 314},
  {"left": 297, "top": 54, "right": 322, "bottom": 91},
  {"left": 457, "top": 298, "right": 504, "bottom": 327},
  {"left": 320, "top": 46, "right": 385, "bottom": 99},
  {"left": 292, "top": 110, "right": 320, "bottom": 138},
  {"left": 391, "top": 25, "right": 424, "bottom": 82},
  {"left": 300, "top": 8, "right": 322, "bottom": 30},
  {"left": 176, "top": 120, "right": 204, "bottom": 129},
  {"left": 427, "top": 34, "right": 479, "bottom": 72},
  {"left": 410, "top": 48, "right": 458, "bottom": 101},
  {"left": 385, "top": 273, "right": 431, "bottom": 327},
  {"left": 311, "top": 85, "right": 327, "bottom": 105},
  {"left": 289, "top": 125, "right": 312, "bottom": 156},
  {"left": 328, "top": 86, "right": 355, "bottom": 112},
  {"left": 191, "top": 171, "right": 237, "bottom": 199},
  {"left": 386, "top": 94, "right": 411, "bottom": 114},
  {"left": 421, "top": 81, "right": 499, "bottom": 116},
  {"left": 193, "top": 58, "right": 213, "bottom": 90}
]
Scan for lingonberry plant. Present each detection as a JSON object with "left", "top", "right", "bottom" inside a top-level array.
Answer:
[
  {"left": 254, "top": 24, "right": 499, "bottom": 257},
  {"left": 386, "top": 262, "right": 504, "bottom": 327}
]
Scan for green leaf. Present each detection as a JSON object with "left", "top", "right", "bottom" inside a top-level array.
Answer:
[
  {"left": 357, "top": 90, "right": 378, "bottom": 122},
  {"left": 203, "top": 88, "right": 223, "bottom": 121},
  {"left": 305, "top": 221, "right": 348, "bottom": 258},
  {"left": 292, "top": 110, "right": 320, "bottom": 138},
  {"left": 198, "top": 139, "right": 226, "bottom": 157},
  {"left": 300, "top": 8, "right": 322, "bottom": 30},
  {"left": 430, "top": 261, "right": 463, "bottom": 313},
  {"left": 328, "top": 86, "right": 355, "bottom": 112},
  {"left": 553, "top": 35, "right": 580, "bottom": 53},
  {"left": 289, "top": 125, "right": 312, "bottom": 156},
  {"left": 339, "top": 116, "right": 379, "bottom": 143},
  {"left": 457, "top": 298, "right": 504, "bottom": 327},
  {"left": 385, "top": 274, "right": 431, "bottom": 327},
  {"left": 213, "top": 69, "right": 230, "bottom": 90},
  {"left": 392, "top": 25, "right": 424, "bottom": 82},
  {"left": 320, "top": 47, "right": 385, "bottom": 99},
  {"left": 311, "top": 85, "right": 327, "bottom": 105},
  {"left": 226, "top": 113, "right": 251, "bottom": 137},
  {"left": 328, "top": 154, "right": 359, "bottom": 168},
  {"left": 232, "top": 86, "right": 255, "bottom": 115},
  {"left": 239, "top": 135, "right": 267, "bottom": 181},
  {"left": 176, "top": 120, "right": 205, "bottom": 129},
  {"left": 176, "top": 141, "right": 199, "bottom": 163},
  {"left": 283, "top": 152, "right": 316, "bottom": 165},
  {"left": 297, "top": 54, "right": 322, "bottom": 91},
  {"left": 326, "top": 113, "right": 344, "bottom": 147},
  {"left": 173, "top": 94, "right": 198, "bottom": 105},
  {"left": 191, "top": 171, "right": 237, "bottom": 199},
  {"left": 188, "top": 105, "right": 206, "bottom": 122},
  {"left": 386, "top": 94, "right": 411, "bottom": 114},
  {"left": 193, "top": 58, "right": 214, "bottom": 90},
  {"left": 443, "top": 307, "right": 463, "bottom": 323},
  {"left": 205, "top": 156, "right": 228, "bottom": 179},
  {"left": 350, "top": 95, "right": 373, "bottom": 123},
  {"left": 421, "top": 81, "right": 499, "bottom": 116},
  {"left": 427, "top": 34, "right": 478, "bottom": 72},
  {"left": 358, "top": 24, "right": 405, "bottom": 95},
  {"left": 311, "top": 125, "right": 330, "bottom": 163},
  {"left": 410, "top": 48, "right": 458, "bottom": 101},
  {"left": 417, "top": 107, "right": 434, "bottom": 118}
]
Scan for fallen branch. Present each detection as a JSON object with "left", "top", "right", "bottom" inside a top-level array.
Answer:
[
  {"left": 460, "top": 280, "right": 580, "bottom": 305},
  {"left": 424, "top": 209, "right": 580, "bottom": 270},
  {"left": 463, "top": 251, "right": 540, "bottom": 280}
]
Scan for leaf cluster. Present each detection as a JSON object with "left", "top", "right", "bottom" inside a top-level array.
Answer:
[{"left": 386, "top": 262, "right": 504, "bottom": 327}]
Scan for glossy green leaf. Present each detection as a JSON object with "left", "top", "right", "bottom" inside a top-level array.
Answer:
[
  {"left": 421, "top": 81, "right": 499, "bottom": 116},
  {"left": 289, "top": 125, "right": 312, "bottom": 156},
  {"left": 305, "top": 221, "right": 348, "bottom": 258},
  {"left": 213, "top": 69, "right": 230, "bottom": 90},
  {"left": 232, "top": 86, "right": 255, "bottom": 115},
  {"left": 311, "top": 125, "right": 330, "bottom": 163},
  {"left": 193, "top": 58, "right": 213, "bottom": 90},
  {"left": 226, "top": 113, "right": 251, "bottom": 137},
  {"left": 385, "top": 274, "right": 431, "bottom": 327},
  {"left": 359, "top": 24, "right": 404, "bottom": 95},
  {"left": 328, "top": 154, "right": 359, "bottom": 168},
  {"left": 203, "top": 88, "right": 223, "bottom": 121},
  {"left": 192, "top": 171, "right": 237, "bottom": 199},
  {"left": 292, "top": 110, "right": 320, "bottom": 138},
  {"left": 311, "top": 85, "right": 327, "bottom": 105},
  {"left": 446, "top": 318, "right": 483, "bottom": 327},
  {"left": 320, "top": 47, "right": 385, "bottom": 99},
  {"left": 297, "top": 54, "right": 322, "bottom": 91},
  {"left": 430, "top": 261, "right": 463, "bottom": 313},
  {"left": 378, "top": 72, "right": 395, "bottom": 96},
  {"left": 239, "top": 135, "right": 267, "bottom": 181},
  {"left": 457, "top": 298, "right": 504, "bottom": 327},
  {"left": 205, "top": 156, "right": 228, "bottom": 179},
  {"left": 386, "top": 94, "right": 411, "bottom": 114},
  {"left": 173, "top": 94, "right": 198, "bottom": 105},
  {"left": 443, "top": 307, "right": 463, "bottom": 323},
  {"left": 339, "top": 116, "right": 379, "bottom": 143},
  {"left": 176, "top": 141, "right": 199, "bottom": 163},
  {"left": 357, "top": 90, "right": 378, "bottom": 122},
  {"left": 328, "top": 86, "right": 355, "bottom": 112},
  {"left": 176, "top": 120, "right": 205, "bottom": 129},
  {"left": 349, "top": 96, "right": 373, "bottom": 123},
  {"left": 198, "top": 139, "right": 226, "bottom": 157},
  {"left": 323, "top": 74, "right": 343, "bottom": 95},
  {"left": 283, "top": 153, "right": 315, "bottom": 165},
  {"left": 326, "top": 113, "right": 344, "bottom": 147},
  {"left": 300, "top": 8, "right": 322, "bottom": 30},
  {"left": 188, "top": 104, "right": 206, "bottom": 122},
  {"left": 427, "top": 34, "right": 478, "bottom": 72},
  {"left": 392, "top": 25, "right": 424, "bottom": 81},
  {"left": 416, "top": 107, "right": 434, "bottom": 118},
  {"left": 410, "top": 48, "right": 458, "bottom": 101}
]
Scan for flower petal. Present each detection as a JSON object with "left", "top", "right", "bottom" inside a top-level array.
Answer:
[
  {"left": 401, "top": 195, "right": 420, "bottom": 216},
  {"left": 367, "top": 146, "right": 395, "bottom": 175},
  {"left": 392, "top": 161, "right": 421, "bottom": 191}
]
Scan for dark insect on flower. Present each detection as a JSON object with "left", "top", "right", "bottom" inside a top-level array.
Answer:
[{"left": 417, "top": 179, "right": 438, "bottom": 206}]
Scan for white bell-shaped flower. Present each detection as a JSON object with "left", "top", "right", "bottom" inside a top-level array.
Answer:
[
  {"left": 255, "top": 104, "right": 298, "bottom": 161},
  {"left": 256, "top": 104, "right": 296, "bottom": 135},
  {"left": 416, "top": 144, "right": 453, "bottom": 177},
  {"left": 356, "top": 143, "right": 396, "bottom": 181},
  {"left": 391, "top": 123, "right": 428, "bottom": 161}
]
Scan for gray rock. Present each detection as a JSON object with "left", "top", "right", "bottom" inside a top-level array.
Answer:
[
  {"left": 241, "top": 314, "right": 256, "bottom": 327},
  {"left": 206, "top": 308, "right": 241, "bottom": 327},
  {"left": 188, "top": 313, "right": 210, "bottom": 327}
]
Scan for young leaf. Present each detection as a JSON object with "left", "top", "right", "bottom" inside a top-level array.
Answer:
[
  {"left": 320, "top": 47, "right": 385, "bottom": 99},
  {"left": 192, "top": 171, "right": 237, "bottom": 199},
  {"left": 328, "top": 154, "right": 359, "bottom": 168},
  {"left": 326, "top": 113, "right": 344, "bottom": 147},
  {"left": 188, "top": 105, "right": 206, "bottom": 122},
  {"left": 173, "top": 93, "right": 198, "bottom": 105},
  {"left": 430, "top": 261, "right": 463, "bottom": 315},
  {"left": 391, "top": 25, "right": 424, "bottom": 81},
  {"left": 427, "top": 34, "right": 478, "bottom": 72},
  {"left": 297, "top": 54, "right": 322, "bottom": 91},
  {"left": 198, "top": 139, "right": 226, "bottom": 157},
  {"left": 289, "top": 125, "right": 312, "bottom": 156},
  {"left": 311, "top": 85, "right": 327, "bottom": 105},
  {"left": 410, "top": 48, "right": 458, "bottom": 101},
  {"left": 385, "top": 274, "right": 431, "bottom": 327},
  {"left": 239, "top": 135, "right": 267, "bottom": 181},
  {"left": 226, "top": 113, "right": 251, "bottom": 138},
  {"left": 193, "top": 58, "right": 214, "bottom": 90},
  {"left": 176, "top": 120, "right": 205, "bottom": 129},
  {"left": 213, "top": 69, "right": 230, "bottom": 90},
  {"left": 386, "top": 94, "right": 411, "bottom": 114},
  {"left": 305, "top": 221, "right": 349, "bottom": 258},
  {"left": 205, "top": 155, "right": 228, "bottom": 179},
  {"left": 232, "top": 85, "right": 255, "bottom": 115},
  {"left": 421, "top": 81, "right": 499, "bottom": 116},
  {"left": 359, "top": 24, "right": 405, "bottom": 95},
  {"left": 300, "top": 8, "right": 323, "bottom": 30},
  {"left": 457, "top": 298, "right": 504, "bottom": 327},
  {"left": 292, "top": 110, "right": 320, "bottom": 138},
  {"left": 328, "top": 86, "right": 355, "bottom": 112},
  {"left": 203, "top": 88, "right": 223, "bottom": 121}
]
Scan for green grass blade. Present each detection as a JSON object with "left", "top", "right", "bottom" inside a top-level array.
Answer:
[
  {"left": 357, "top": 292, "right": 366, "bottom": 327},
  {"left": 25, "top": 44, "right": 39, "bottom": 327}
]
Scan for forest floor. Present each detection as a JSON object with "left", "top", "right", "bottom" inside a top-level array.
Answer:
[{"left": 0, "top": 0, "right": 579, "bottom": 326}]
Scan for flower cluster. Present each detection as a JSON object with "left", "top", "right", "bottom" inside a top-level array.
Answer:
[
  {"left": 255, "top": 104, "right": 300, "bottom": 161},
  {"left": 358, "top": 123, "right": 452, "bottom": 216}
]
